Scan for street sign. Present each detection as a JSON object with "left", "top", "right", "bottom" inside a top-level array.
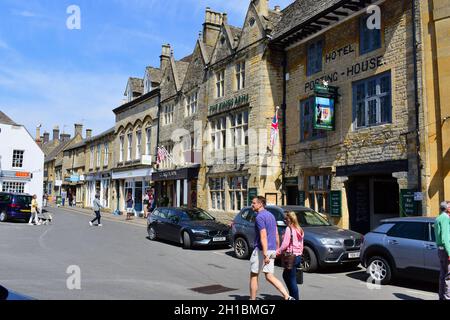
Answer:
[{"left": 400, "top": 189, "right": 420, "bottom": 216}]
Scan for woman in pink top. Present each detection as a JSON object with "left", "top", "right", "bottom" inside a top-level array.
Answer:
[{"left": 277, "top": 211, "right": 304, "bottom": 300}]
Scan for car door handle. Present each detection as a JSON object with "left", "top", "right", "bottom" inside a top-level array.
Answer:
[
  {"left": 425, "top": 244, "right": 437, "bottom": 250},
  {"left": 388, "top": 240, "right": 399, "bottom": 245}
]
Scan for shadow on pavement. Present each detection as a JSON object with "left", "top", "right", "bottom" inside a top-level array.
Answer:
[
  {"left": 228, "top": 294, "right": 284, "bottom": 300},
  {"left": 144, "top": 236, "right": 231, "bottom": 251},
  {"left": 345, "top": 270, "right": 438, "bottom": 294},
  {"left": 393, "top": 293, "right": 424, "bottom": 301}
]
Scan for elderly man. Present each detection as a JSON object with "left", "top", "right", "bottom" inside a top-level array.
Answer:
[{"left": 435, "top": 201, "right": 450, "bottom": 300}]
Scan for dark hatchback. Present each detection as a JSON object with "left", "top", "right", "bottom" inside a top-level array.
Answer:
[
  {"left": 0, "top": 192, "right": 32, "bottom": 222},
  {"left": 147, "top": 207, "right": 230, "bottom": 249}
]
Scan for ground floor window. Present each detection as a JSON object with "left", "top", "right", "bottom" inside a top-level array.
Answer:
[
  {"left": 229, "top": 176, "right": 249, "bottom": 211},
  {"left": 209, "top": 177, "right": 225, "bottom": 210},
  {"left": 101, "top": 179, "right": 110, "bottom": 207},
  {"left": 307, "top": 175, "right": 331, "bottom": 214},
  {"left": 2, "top": 181, "right": 25, "bottom": 193}
]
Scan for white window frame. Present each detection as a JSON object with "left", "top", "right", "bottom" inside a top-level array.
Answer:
[
  {"left": 236, "top": 61, "right": 245, "bottom": 91},
  {"left": 230, "top": 111, "right": 249, "bottom": 147},
  {"left": 2, "top": 181, "right": 25, "bottom": 193},
  {"left": 186, "top": 91, "right": 198, "bottom": 117},
  {"left": 119, "top": 135, "right": 124, "bottom": 162},
  {"left": 90, "top": 146, "right": 94, "bottom": 169},
  {"left": 216, "top": 70, "right": 225, "bottom": 98},
  {"left": 136, "top": 129, "right": 142, "bottom": 159},
  {"left": 211, "top": 117, "right": 226, "bottom": 150},
  {"left": 163, "top": 104, "right": 174, "bottom": 125},
  {"left": 12, "top": 150, "right": 24, "bottom": 168},
  {"left": 104, "top": 142, "right": 109, "bottom": 166},
  {"left": 145, "top": 127, "right": 152, "bottom": 155},
  {"left": 96, "top": 144, "right": 101, "bottom": 168},
  {"left": 127, "top": 132, "right": 132, "bottom": 161},
  {"left": 229, "top": 176, "right": 249, "bottom": 211},
  {"left": 209, "top": 177, "right": 225, "bottom": 210}
]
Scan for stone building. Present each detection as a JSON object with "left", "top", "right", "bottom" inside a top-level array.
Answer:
[
  {"left": 84, "top": 127, "right": 115, "bottom": 210},
  {"left": 270, "top": 0, "right": 427, "bottom": 233},
  {"left": 112, "top": 72, "right": 160, "bottom": 214}
]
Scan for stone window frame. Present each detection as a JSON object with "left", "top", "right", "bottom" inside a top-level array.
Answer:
[
  {"left": 352, "top": 71, "right": 392, "bottom": 129},
  {"left": 306, "top": 174, "right": 331, "bottom": 214},
  {"left": 163, "top": 104, "right": 174, "bottom": 125},
  {"left": 306, "top": 39, "right": 323, "bottom": 77},
  {"left": 300, "top": 97, "right": 326, "bottom": 142},
  {"left": 359, "top": 13, "right": 382, "bottom": 55},
  {"left": 103, "top": 142, "right": 109, "bottom": 167},
  {"left": 211, "top": 116, "right": 227, "bottom": 150},
  {"left": 229, "top": 110, "right": 249, "bottom": 147},
  {"left": 216, "top": 69, "right": 225, "bottom": 98},
  {"left": 127, "top": 131, "right": 133, "bottom": 162},
  {"left": 209, "top": 177, "right": 225, "bottom": 211},
  {"left": 236, "top": 60, "right": 246, "bottom": 91},
  {"left": 135, "top": 127, "right": 142, "bottom": 160},
  {"left": 185, "top": 90, "right": 198, "bottom": 117},
  {"left": 145, "top": 127, "right": 152, "bottom": 156},
  {"left": 12, "top": 150, "right": 24, "bottom": 168},
  {"left": 229, "top": 175, "right": 249, "bottom": 211}
]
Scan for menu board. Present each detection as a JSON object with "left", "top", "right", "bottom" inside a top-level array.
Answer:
[{"left": 329, "top": 191, "right": 342, "bottom": 217}]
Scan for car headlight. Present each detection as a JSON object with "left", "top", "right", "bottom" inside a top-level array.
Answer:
[
  {"left": 320, "top": 238, "right": 343, "bottom": 246},
  {"left": 191, "top": 229, "right": 209, "bottom": 236}
]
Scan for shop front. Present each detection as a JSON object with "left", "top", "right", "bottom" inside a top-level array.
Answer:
[
  {"left": 86, "top": 173, "right": 112, "bottom": 209},
  {"left": 151, "top": 166, "right": 200, "bottom": 208},
  {"left": 112, "top": 168, "right": 153, "bottom": 214}
]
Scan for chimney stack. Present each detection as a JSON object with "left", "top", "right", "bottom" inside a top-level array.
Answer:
[
  {"left": 253, "top": 0, "right": 269, "bottom": 18},
  {"left": 74, "top": 123, "right": 83, "bottom": 138},
  {"left": 160, "top": 44, "right": 171, "bottom": 72},
  {"left": 86, "top": 129, "right": 92, "bottom": 139},
  {"left": 43, "top": 132, "right": 50, "bottom": 144},
  {"left": 53, "top": 126, "right": 60, "bottom": 141},
  {"left": 60, "top": 133, "right": 71, "bottom": 142},
  {"left": 203, "top": 7, "right": 223, "bottom": 47},
  {"left": 274, "top": 5, "right": 281, "bottom": 12},
  {"left": 35, "top": 125, "right": 42, "bottom": 143}
]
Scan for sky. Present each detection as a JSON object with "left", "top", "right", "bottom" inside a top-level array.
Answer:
[{"left": 0, "top": 0, "right": 293, "bottom": 139}]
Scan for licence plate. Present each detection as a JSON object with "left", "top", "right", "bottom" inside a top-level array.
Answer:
[
  {"left": 213, "top": 237, "right": 227, "bottom": 242},
  {"left": 20, "top": 210, "right": 31, "bottom": 213},
  {"left": 348, "top": 252, "right": 360, "bottom": 259}
]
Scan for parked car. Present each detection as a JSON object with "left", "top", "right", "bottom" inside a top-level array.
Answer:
[
  {"left": 0, "top": 285, "right": 34, "bottom": 300},
  {"left": 0, "top": 192, "right": 32, "bottom": 222},
  {"left": 147, "top": 207, "right": 230, "bottom": 249},
  {"left": 360, "top": 217, "right": 439, "bottom": 285},
  {"left": 231, "top": 205, "right": 363, "bottom": 272}
]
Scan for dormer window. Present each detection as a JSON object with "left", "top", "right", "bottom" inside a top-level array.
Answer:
[{"left": 127, "top": 84, "right": 133, "bottom": 103}]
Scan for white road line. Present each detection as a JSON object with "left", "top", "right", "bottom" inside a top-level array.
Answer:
[
  {"left": 316, "top": 274, "right": 337, "bottom": 279},
  {"left": 213, "top": 251, "right": 226, "bottom": 256}
]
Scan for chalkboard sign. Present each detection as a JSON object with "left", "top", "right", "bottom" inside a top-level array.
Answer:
[
  {"left": 400, "top": 189, "right": 419, "bottom": 216},
  {"left": 298, "top": 191, "right": 306, "bottom": 206},
  {"left": 248, "top": 188, "right": 258, "bottom": 204},
  {"left": 329, "top": 191, "right": 342, "bottom": 217}
]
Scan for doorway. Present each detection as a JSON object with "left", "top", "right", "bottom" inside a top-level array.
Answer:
[{"left": 286, "top": 186, "right": 299, "bottom": 205}]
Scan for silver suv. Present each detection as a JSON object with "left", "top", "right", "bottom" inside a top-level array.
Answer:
[{"left": 360, "top": 217, "right": 439, "bottom": 285}]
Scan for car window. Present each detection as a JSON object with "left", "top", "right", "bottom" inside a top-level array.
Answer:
[
  {"left": 266, "top": 208, "right": 284, "bottom": 222},
  {"left": 0, "top": 194, "right": 11, "bottom": 202},
  {"left": 372, "top": 223, "right": 396, "bottom": 234},
  {"left": 158, "top": 209, "right": 169, "bottom": 219},
  {"left": 430, "top": 223, "right": 436, "bottom": 242},
  {"left": 241, "top": 209, "right": 250, "bottom": 220},
  {"left": 387, "top": 222, "right": 427, "bottom": 241},
  {"left": 180, "top": 208, "right": 215, "bottom": 221},
  {"left": 14, "top": 196, "right": 31, "bottom": 206},
  {"left": 292, "top": 209, "right": 331, "bottom": 227},
  {"left": 167, "top": 210, "right": 179, "bottom": 219}
]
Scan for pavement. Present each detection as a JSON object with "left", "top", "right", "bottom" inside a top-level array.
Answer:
[{"left": 0, "top": 206, "right": 439, "bottom": 300}]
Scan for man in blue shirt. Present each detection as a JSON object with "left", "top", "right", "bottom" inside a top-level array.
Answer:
[{"left": 249, "top": 196, "right": 291, "bottom": 300}]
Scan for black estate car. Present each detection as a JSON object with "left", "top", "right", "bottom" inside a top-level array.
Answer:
[{"left": 147, "top": 207, "right": 230, "bottom": 249}]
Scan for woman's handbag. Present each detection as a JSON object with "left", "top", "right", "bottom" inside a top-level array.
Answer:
[{"left": 281, "top": 227, "right": 296, "bottom": 270}]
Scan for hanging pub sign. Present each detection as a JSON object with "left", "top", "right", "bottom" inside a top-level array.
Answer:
[{"left": 314, "top": 96, "right": 335, "bottom": 131}]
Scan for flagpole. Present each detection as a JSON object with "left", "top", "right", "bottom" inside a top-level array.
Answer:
[{"left": 281, "top": 52, "right": 287, "bottom": 206}]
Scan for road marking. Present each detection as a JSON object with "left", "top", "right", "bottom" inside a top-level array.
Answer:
[
  {"left": 213, "top": 251, "right": 226, "bottom": 256},
  {"left": 317, "top": 274, "right": 337, "bottom": 279},
  {"left": 405, "top": 290, "right": 436, "bottom": 298},
  {"left": 38, "top": 226, "right": 53, "bottom": 250}
]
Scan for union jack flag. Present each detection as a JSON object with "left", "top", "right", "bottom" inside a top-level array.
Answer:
[
  {"left": 270, "top": 107, "right": 280, "bottom": 152},
  {"left": 156, "top": 146, "right": 173, "bottom": 165}
]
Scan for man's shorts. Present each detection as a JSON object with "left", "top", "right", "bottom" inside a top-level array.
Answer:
[
  {"left": 126, "top": 208, "right": 134, "bottom": 214},
  {"left": 250, "top": 248, "right": 276, "bottom": 274}
]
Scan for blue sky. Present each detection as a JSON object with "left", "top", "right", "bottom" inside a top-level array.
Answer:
[{"left": 0, "top": 0, "right": 292, "bottom": 139}]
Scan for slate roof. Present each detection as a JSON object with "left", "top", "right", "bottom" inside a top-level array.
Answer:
[
  {"left": 124, "top": 77, "right": 144, "bottom": 95},
  {"left": 145, "top": 67, "right": 162, "bottom": 85},
  {"left": 0, "top": 110, "right": 17, "bottom": 125},
  {"left": 44, "top": 139, "right": 73, "bottom": 162}
]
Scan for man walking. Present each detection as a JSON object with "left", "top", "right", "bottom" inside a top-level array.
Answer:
[
  {"left": 435, "top": 201, "right": 450, "bottom": 300},
  {"left": 89, "top": 194, "right": 104, "bottom": 227},
  {"left": 249, "top": 196, "right": 292, "bottom": 300}
]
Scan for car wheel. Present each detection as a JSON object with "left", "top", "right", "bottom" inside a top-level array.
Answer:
[
  {"left": 0, "top": 211, "right": 7, "bottom": 223},
  {"left": 182, "top": 231, "right": 191, "bottom": 249},
  {"left": 367, "top": 256, "right": 392, "bottom": 285},
  {"left": 234, "top": 237, "right": 250, "bottom": 259},
  {"left": 147, "top": 225, "right": 157, "bottom": 240},
  {"left": 302, "top": 246, "right": 318, "bottom": 273}
]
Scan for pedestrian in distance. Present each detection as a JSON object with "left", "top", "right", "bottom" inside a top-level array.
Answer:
[
  {"left": 126, "top": 193, "right": 134, "bottom": 220},
  {"left": 43, "top": 193, "right": 48, "bottom": 207},
  {"left": 148, "top": 189, "right": 155, "bottom": 214},
  {"left": 143, "top": 191, "right": 149, "bottom": 219},
  {"left": 89, "top": 194, "right": 104, "bottom": 227},
  {"left": 277, "top": 211, "right": 304, "bottom": 300},
  {"left": 249, "top": 196, "right": 293, "bottom": 300},
  {"left": 434, "top": 201, "right": 450, "bottom": 300},
  {"left": 28, "top": 194, "right": 41, "bottom": 225}
]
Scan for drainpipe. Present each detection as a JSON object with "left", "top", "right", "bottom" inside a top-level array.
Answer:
[
  {"left": 281, "top": 50, "right": 288, "bottom": 206},
  {"left": 411, "top": 0, "right": 422, "bottom": 213}
]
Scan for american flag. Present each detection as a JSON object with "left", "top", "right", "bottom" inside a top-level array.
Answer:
[
  {"left": 270, "top": 107, "right": 280, "bottom": 152},
  {"left": 157, "top": 146, "right": 173, "bottom": 165}
]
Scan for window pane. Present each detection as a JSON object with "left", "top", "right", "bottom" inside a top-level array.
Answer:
[
  {"left": 387, "top": 222, "right": 426, "bottom": 241},
  {"left": 367, "top": 80, "right": 376, "bottom": 97},
  {"left": 357, "top": 102, "right": 365, "bottom": 127},
  {"left": 368, "top": 99, "right": 377, "bottom": 125},
  {"left": 380, "top": 76, "right": 390, "bottom": 93},
  {"left": 380, "top": 95, "right": 391, "bottom": 123}
]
